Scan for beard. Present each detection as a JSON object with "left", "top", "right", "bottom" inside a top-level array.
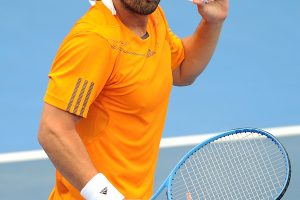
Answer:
[{"left": 119, "top": 0, "right": 160, "bottom": 15}]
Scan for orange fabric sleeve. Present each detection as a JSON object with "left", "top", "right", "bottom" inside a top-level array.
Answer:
[
  {"left": 44, "top": 32, "right": 114, "bottom": 118},
  {"left": 156, "top": 6, "right": 185, "bottom": 70},
  {"left": 167, "top": 28, "right": 185, "bottom": 70}
]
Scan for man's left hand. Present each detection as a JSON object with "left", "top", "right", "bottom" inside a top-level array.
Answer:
[{"left": 193, "top": 0, "right": 229, "bottom": 24}]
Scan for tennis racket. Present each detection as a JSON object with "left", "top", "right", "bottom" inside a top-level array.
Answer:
[{"left": 151, "top": 128, "right": 291, "bottom": 200}]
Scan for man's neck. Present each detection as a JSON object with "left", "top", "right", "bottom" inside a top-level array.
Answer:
[{"left": 113, "top": 0, "right": 149, "bottom": 37}]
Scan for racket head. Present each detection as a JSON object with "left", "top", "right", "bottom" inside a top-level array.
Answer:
[{"left": 166, "top": 128, "right": 291, "bottom": 200}]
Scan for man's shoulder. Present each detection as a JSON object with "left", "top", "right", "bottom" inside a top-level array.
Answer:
[{"left": 70, "top": 2, "right": 121, "bottom": 41}]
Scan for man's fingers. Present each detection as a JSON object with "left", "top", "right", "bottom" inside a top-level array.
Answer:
[
  {"left": 186, "top": 192, "right": 193, "bottom": 200},
  {"left": 192, "top": 0, "right": 214, "bottom": 6}
]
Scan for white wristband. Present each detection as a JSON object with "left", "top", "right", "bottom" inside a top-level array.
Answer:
[{"left": 80, "top": 173, "right": 124, "bottom": 200}]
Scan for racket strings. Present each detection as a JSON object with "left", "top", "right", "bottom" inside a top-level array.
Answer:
[
  {"left": 204, "top": 134, "right": 284, "bottom": 199},
  {"left": 243, "top": 135, "right": 286, "bottom": 199},
  {"left": 172, "top": 140, "right": 285, "bottom": 190},
  {"left": 172, "top": 143, "right": 285, "bottom": 176},
  {"left": 199, "top": 142, "right": 238, "bottom": 199},
  {"left": 172, "top": 146, "right": 285, "bottom": 196},
  {"left": 172, "top": 159, "right": 286, "bottom": 194},
  {"left": 193, "top": 137, "right": 262, "bottom": 199},
  {"left": 257, "top": 134, "right": 284, "bottom": 188},
  {"left": 230, "top": 134, "right": 284, "bottom": 192},
  {"left": 184, "top": 161, "right": 202, "bottom": 199},
  {"left": 172, "top": 159, "right": 286, "bottom": 190},
  {"left": 170, "top": 132, "right": 287, "bottom": 200},
  {"left": 172, "top": 164, "right": 286, "bottom": 199},
  {"left": 227, "top": 134, "right": 282, "bottom": 199},
  {"left": 246, "top": 135, "right": 280, "bottom": 198},
  {"left": 173, "top": 152, "right": 285, "bottom": 178}
]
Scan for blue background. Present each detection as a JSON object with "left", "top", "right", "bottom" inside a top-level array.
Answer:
[{"left": 0, "top": 0, "right": 299, "bottom": 153}]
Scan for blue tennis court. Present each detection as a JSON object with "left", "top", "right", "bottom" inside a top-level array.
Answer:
[{"left": 0, "top": 0, "right": 299, "bottom": 199}]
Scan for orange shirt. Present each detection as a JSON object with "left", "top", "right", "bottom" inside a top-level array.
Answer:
[{"left": 45, "top": 2, "right": 184, "bottom": 199}]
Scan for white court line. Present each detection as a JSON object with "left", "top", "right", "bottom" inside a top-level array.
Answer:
[
  {"left": 0, "top": 150, "right": 48, "bottom": 164},
  {"left": 0, "top": 125, "right": 300, "bottom": 164},
  {"left": 160, "top": 125, "right": 300, "bottom": 148}
]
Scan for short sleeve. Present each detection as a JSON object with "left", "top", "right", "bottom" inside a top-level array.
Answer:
[
  {"left": 44, "top": 32, "right": 114, "bottom": 118},
  {"left": 156, "top": 6, "right": 185, "bottom": 70},
  {"left": 167, "top": 28, "right": 185, "bottom": 70}
]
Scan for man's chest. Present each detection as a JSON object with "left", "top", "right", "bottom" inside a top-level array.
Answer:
[{"left": 99, "top": 38, "right": 173, "bottom": 112}]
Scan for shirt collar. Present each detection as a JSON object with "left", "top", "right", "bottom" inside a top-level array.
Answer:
[{"left": 89, "top": 0, "right": 117, "bottom": 15}]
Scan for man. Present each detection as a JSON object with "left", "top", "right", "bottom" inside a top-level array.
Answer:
[{"left": 38, "top": 0, "right": 228, "bottom": 199}]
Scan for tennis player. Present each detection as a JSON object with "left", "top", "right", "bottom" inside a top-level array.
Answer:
[{"left": 38, "top": 0, "right": 228, "bottom": 199}]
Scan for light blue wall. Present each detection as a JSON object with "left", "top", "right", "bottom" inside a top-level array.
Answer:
[{"left": 0, "top": 0, "right": 299, "bottom": 152}]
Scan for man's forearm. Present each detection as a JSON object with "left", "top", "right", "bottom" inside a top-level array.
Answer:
[
  {"left": 38, "top": 119, "right": 98, "bottom": 190},
  {"left": 176, "top": 20, "right": 224, "bottom": 85}
]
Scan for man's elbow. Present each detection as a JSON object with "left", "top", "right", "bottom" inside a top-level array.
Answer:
[
  {"left": 38, "top": 121, "right": 52, "bottom": 149},
  {"left": 172, "top": 64, "right": 200, "bottom": 86},
  {"left": 173, "top": 77, "right": 196, "bottom": 86},
  {"left": 38, "top": 117, "right": 61, "bottom": 151}
]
